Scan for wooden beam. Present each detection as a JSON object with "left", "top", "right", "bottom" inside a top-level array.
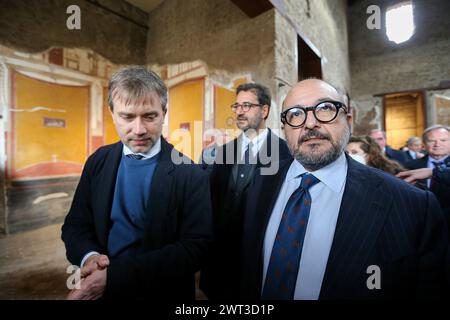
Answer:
[{"left": 230, "top": 0, "right": 273, "bottom": 18}]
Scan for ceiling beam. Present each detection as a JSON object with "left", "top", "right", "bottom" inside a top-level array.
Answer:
[{"left": 230, "top": 0, "right": 273, "bottom": 18}]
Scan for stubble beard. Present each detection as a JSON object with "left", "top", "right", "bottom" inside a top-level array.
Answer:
[{"left": 293, "top": 125, "right": 350, "bottom": 171}]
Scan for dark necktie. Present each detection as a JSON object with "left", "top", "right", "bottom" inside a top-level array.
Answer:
[
  {"left": 430, "top": 161, "right": 444, "bottom": 189},
  {"left": 262, "top": 173, "right": 320, "bottom": 300},
  {"left": 432, "top": 161, "right": 444, "bottom": 169},
  {"left": 235, "top": 142, "right": 254, "bottom": 192},
  {"left": 243, "top": 142, "right": 253, "bottom": 164},
  {"left": 127, "top": 154, "right": 144, "bottom": 160}
]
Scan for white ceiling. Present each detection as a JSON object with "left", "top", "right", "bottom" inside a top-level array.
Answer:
[{"left": 125, "top": 0, "right": 166, "bottom": 13}]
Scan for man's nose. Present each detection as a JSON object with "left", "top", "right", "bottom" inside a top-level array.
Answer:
[
  {"left": 132, "top": 118, "right": 146, "bottom": 135},
  {"left": 304, "top": 110, "right": 319, "bottom": 129},
  {"left": 236, "top": 107, "right": 245, "bottom": 116}
]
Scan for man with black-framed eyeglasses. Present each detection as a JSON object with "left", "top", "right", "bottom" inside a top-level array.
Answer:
[
  {"left": 200, "top": 82, "right": 291, "bottom": 300},
  {"left": 240, "top": 78, "right": 448, "bottom": 300}
]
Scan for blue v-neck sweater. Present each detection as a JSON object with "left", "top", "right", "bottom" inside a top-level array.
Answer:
[{"left": 107, "top": 153, "right": 159, "bottom": 258}]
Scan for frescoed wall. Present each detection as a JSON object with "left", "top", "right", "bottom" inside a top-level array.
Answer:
[
  {"left": 103, "top": 87, "right": 120, "bottom": 146},
  {"left": 168, "top": 78, "right": 204, "bottom": 162},
  {"left": 0, "top": 46, "right": 253, "bottom": 234},
  {"left": 11, "top": 71, "right": 88, "bottom": 179},
  {"left": 214, "top": 78, "right": 249, "bottom": 140},
  {"left": 0, "top": 45, "right": 116, "bottom": 233}
]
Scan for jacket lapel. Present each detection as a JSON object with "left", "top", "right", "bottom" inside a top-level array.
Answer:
[
  {"left": 239, "top": 129, "right": 276, "bottom": 190},
  {"left": 319, "top": 156, "right": 392, "bottom": 299},
  {"left": 253, "top": 159, "right": 293, "bottom": 290},
  {"left": 144, "top": 138, "right": 176, "bottom": 245},
  {"left": 94, "top": 142, "right": 123, "bottom": 248}
]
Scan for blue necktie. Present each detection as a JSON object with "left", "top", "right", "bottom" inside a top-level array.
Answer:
[
  {"left": 127, "top": 154, "right": 144, "bottom": 160},
  {"left": 430, "top": 161, "right": 444, "bottom": 189},
  {"left": 262, "top": 173, "right": 320, "bottom": 300},
  {"left": 432, "top": 161, "right": 444, "bottom": 168}
]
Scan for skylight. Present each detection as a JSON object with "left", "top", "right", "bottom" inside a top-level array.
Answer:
[{"left": 386, "top": 2, "right": 415, "bottom": 44}]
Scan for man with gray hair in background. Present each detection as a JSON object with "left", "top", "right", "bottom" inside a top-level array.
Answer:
[
  {"left": 404, "top": 136, "right": 425, "bottom": 162},
  {"left": 402, "top": 125, "right": 450, "bottom": 225},
  {"left": 369, "top": 129, "right": 408, "bottom": 166},
  {"left": 62, "top": 66, "right": 212, "bottom": 300}
]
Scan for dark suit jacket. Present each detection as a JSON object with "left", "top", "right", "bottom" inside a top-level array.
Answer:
[
  {"left": 200, "top": 129, "right": 292, "bottom": 300},
  {"left": 404, "top": 150, "right": 415, "bottom": 162},
  {"left": 385, "top": 145, "right": 407, "bottom": 166},
  {"left": 61, "top": 138, "right": 213, "bottom": 300},
  {"left": 241, "top": 155, "right": 449, "bottom": 299},
  {"left": 406, "top": 155, "right": 450, "bottom": 226}
]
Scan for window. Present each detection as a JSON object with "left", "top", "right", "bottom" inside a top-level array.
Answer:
[{"left": 386, "top": 1, "right": 415, "bottom": 44}]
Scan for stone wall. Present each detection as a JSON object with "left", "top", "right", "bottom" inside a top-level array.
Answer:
[
  {"left": 0, "top": 0, "right": 148, "bottom": 64},
  {"left": 274, "top": 0, "right": 351, "bottom": 92},
  {"left": 146, "top": 0, "right": 278, "bottom": 126},
  {"left": 349, "top": 0, "right": 450, "bottom": 134},
  {"left": 273, "top": 0, "right": 351, "bottom": 131}
]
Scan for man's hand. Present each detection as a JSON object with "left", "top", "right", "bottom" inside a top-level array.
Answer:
[
  {"left": 82, "top": 254, "right": 109, "bottom": 278},
  {"left": 396, "top": 168, "right": 433, "bottom": 184},
  {"left": 67, "top": 254, "right": 110, "bottom": 300},
  {"left": 67, "top": 268, "right": 107, "bottom": 300}
]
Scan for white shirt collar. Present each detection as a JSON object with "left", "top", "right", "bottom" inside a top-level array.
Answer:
[
  {"left": 241, "top": 128, "right": 269, "bottom": 156},
  {"left": 285, "top": 152, "right": 348, "bottom": 193},
  {"left": 123, "top": 137, "right": 161, "bottom": 159}
]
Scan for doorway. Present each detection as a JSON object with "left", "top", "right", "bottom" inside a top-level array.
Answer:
[
  {"left": 384, "top": 92, "right": 425, "bottom": 149},
  {"left": 298, "top": 35, "right": 322, "bottom": 80}
]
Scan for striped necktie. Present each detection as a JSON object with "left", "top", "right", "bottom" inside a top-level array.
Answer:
[{"left": 127, "top": 154, "right": 144, "bottom": 160}]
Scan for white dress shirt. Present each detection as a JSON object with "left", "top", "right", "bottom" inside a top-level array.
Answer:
[
  {"left": 240, "top": 128, "right": 269, "bottom": 161},
  {"left": 262, "top": 153, "right": 348, "bottom": 299},
  {"left": 123, "top": 137, "right": 161, "bottom": 159}
]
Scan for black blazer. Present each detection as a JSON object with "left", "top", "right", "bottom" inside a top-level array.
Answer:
[
  {"left": 241, "top": 155, "right": 449, "bottom": 299},
  {"left": 404, "top": 150, "right": 415, "bottom": 162},
  {"left": 407, "top": 155, "right": 450, "bottom": 226},
  {"left": 406, "top": 154, "right": 429, "bottom": 170},
  {"left": 200, "top": 129, "right": 291, "bottom": 299},
  {"left": 385, "top": 145, "right": 408, "bottom": 166},
  {"left": 61, "top": 138, "right": 213, "bottom": 300}
]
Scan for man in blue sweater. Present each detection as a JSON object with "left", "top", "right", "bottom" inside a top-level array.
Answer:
[{"left": 61, "top": 66, "right": 212, "bottom": 300}]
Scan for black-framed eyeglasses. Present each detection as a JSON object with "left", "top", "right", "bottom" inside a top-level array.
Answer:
[
  {"left": 280, "top": 100, "right": 348, "bottom": 128},
  {"left": 231, "top": 102, "right": 262, "bottom": 113}
]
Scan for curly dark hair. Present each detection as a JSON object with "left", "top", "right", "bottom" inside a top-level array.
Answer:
[{"left": 348, "top": 135, "right": 405, "bottom": 175}]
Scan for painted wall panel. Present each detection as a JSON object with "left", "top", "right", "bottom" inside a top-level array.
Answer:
[
  {"left": 12, "top": 71, "right": 88, "bottom": 179},
  {"left": 168, "top": 79, "right": 204, "bottom": 161}
]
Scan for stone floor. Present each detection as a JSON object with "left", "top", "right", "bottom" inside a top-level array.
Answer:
[
  {"left": 0, "top": 224, "right": 68, "bottom": 299},
  {"left": 0, "top": 223, "right": 207, "bottom": 300}
]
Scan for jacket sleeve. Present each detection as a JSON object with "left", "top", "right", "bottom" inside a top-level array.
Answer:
[
  {"left": 61, "top": 155, "right": 103, "bottom": 266},
  {"left": 104, "top": 166, "right": 213, "bottom": 297},
  {"left": 416, "top": 190, "right": 449, "bottom": 299}
]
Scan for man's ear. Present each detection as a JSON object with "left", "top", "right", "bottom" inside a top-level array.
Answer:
[
  {"left": 109, "top": 107, "right": 115, "bottom": 122},
  {"left": 263, "top": 105, "right": 270, "bottom": 119},
  {"left": 346, "top": 113, "right": 353, "bottom": 126}
]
